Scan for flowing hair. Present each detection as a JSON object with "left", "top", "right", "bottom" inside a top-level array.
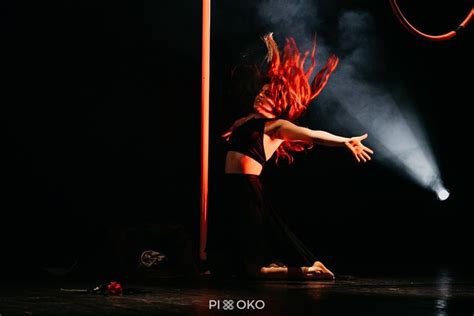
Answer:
[{"left": 258, "top": 33, "right": 339, "bottom": 163}]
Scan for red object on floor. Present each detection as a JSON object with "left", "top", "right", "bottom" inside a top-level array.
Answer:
[{"left": 107, "top": 282, "right": 123, "bottom": 295}]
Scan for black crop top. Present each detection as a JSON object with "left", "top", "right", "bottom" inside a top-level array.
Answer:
[{"left": 226, "top": 118, "right": 277, "bottom": 165}]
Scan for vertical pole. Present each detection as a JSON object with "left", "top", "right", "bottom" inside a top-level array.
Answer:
[{"left": 200, "top": 0, "right": 210, "bottom": 261}]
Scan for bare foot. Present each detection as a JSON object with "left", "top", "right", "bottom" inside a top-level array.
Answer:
[
  {"left": 257, "top": 262, "right": 334, "bottom": 280},
  {"left": 308, "top": 261, "right": 335, "bottom": 279}
]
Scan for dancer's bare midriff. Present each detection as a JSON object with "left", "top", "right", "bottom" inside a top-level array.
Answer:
[{"left": 225, "top": 151, "right": 264, "bottom": 175}]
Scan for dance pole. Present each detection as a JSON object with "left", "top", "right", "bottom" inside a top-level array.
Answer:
[{"left": 200, "top": 0, "right": 210, "bottom": 261}]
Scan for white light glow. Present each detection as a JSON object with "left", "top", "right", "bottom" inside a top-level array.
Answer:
[
  {"left": 436, "top": 188, "right": 450, "bottom": 201},
  {"left": 437, "top": 189, "right": 450, "bottom": 201}
]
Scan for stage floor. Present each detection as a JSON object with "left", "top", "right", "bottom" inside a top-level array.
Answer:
[{"left": 1, "top": 272, "right": 473, "bottom": 315}]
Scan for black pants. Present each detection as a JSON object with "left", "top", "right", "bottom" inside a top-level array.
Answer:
[{"left": 207, "top": 174, "right": 316, "bottom": 277}]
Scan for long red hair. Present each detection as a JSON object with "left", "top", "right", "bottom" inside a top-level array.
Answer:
[{"left": 258, "top": 33, "right": 339, "bottom": 163}]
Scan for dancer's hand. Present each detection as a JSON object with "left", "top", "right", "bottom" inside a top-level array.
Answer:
[{"left": 344, "top": 134, "right": 374, "bottom": 163}]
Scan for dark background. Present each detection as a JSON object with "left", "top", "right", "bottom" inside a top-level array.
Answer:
[{"left": 1, "top": 0, "right": 472, "bottom": 279}]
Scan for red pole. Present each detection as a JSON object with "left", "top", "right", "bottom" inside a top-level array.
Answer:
[{"left": 200, "top": 0, "right": 210, "bottom": 261}]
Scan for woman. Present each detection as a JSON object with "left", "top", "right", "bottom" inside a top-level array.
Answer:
[{"left": 207, "top": 34, "right": 373, "bottom": 280}]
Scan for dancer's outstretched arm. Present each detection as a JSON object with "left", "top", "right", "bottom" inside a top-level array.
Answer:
[{"left": 267, "top": 119, "right": 374, "bottom": 162}]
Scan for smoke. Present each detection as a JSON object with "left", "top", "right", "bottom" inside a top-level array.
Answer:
[
  {"left": 256, "top": 0, "right": 446, "bottom": 196},
  {"left": 257, "top": 0, "right": 328, "bottom": 55},
  {"left": 258, "top": 0, "right": 319, "bottom": 39}
]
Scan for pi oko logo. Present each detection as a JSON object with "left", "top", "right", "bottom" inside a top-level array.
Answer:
[{"left": 209, "top": 299, "right": 265, "bottom": 310}]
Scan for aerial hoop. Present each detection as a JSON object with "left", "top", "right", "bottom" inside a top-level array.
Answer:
[{"left": 389, "top": 0, "right": 474, "bottom": 41}]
